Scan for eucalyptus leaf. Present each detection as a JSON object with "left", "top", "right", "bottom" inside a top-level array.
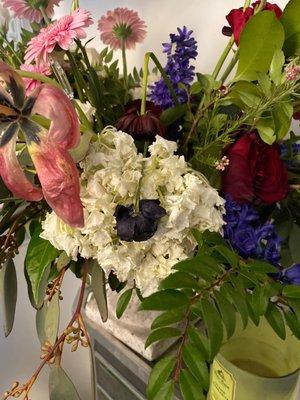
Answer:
[
  {"left": 147, "top": 356, "right": 176, "bottom": 400},
  {"left": 49, "top": 366, "right": 81, "bottom": 400},
  {"left": 36, "top": 292, "right": 60, "bottom": 346},
  {"left": 116, "top": 288, "right": 133, "bottom": 319},
  {"left": 90, "top": 260, "right": 108, "bottom": 322},
  {"left": 145, "top": 327, "right": 181, "bottom": 348},
  {"left": 0, "top": 259, "right": 17, "bottom": 337},
  {"left": 281, "top": 0, "right": 300, "bottom": 57},
  {"left": 236, "top": 11, "right": 284, "bottom": 81}
]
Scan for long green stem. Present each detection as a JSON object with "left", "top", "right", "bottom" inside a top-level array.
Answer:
[
  {"left": 121, "top": 39, "right": 128, "bottom": 90},
  {"left": 140, "top": 53, "right": 150, "bottom": 115},
  {"left": 16, "top": 70, "right": 61, "bottom": 88},
  {"left": 212, "top": 37, "right": 234, "bottom": 80},
  {"left": 0, "top": 32, "right": 22, "bottom": 65},
  {"left": 243, "top": 0, "right": 251, "bottom": 9},
  {"left": 39, "top": 6, "right": 51, "bottom": 25},
  {"left": 220, "top": 49, "right": 240, "bottom": 83},
  {"left": 66, "top": 51, "right": 85, "bottom": 102}
]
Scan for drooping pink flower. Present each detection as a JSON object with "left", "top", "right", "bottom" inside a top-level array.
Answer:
[
  {"left": 0, "top": 61, "right": 84, "bottom": 227},
  {"left": 98, "top": 8, "right": 146, "bottom": 50},
  {"left": 2, "top": 0, "right": 61, "bottom": 23},
  {"left": 20, "top": 63, "right": 51, "bottom": 95},
  {"left": 25, "top": 8, "right": 93, "bottom": 64}
]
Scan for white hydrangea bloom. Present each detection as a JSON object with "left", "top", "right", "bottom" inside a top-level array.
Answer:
[{"left": 41, "top": 128, "right": 225, "bottom": 296}]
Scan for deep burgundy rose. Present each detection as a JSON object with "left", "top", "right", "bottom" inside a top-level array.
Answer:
[
  {"left": 293, "top": 111, "right": 300, "bottom": 120},
  {"left": 222, "top": 132, "right": 289, "bottom": 205},
  {"left": 223, "top": 1, "right": 282, "bottom": 45},
  {"left": 116, "top": 100, "right": 166, "bottom": 140}
]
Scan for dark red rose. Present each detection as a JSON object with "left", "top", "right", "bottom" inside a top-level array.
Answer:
[
  {"left": 224, "top": 1, "right": 282, "bottom": 45},
  {"left": 222, "top": 132, "right": 289, "bottom": 205},
  {"left": 116, "top": 100, "right": 166, "bottom": 140},
  {"left": 293, "top": 111, "right": 300, "bottom": 120}
]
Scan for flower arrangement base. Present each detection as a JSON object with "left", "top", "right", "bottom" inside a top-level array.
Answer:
[
  {"left": 82, "top": 289, "right": 182, "bottom": 400},
  {"left": 208, "top": 318, "right": 300, "bottom": 400},
  {"left": 85, "top": 289, "right": 180, "bottom": 361}
]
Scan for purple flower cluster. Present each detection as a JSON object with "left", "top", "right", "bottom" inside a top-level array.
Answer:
[
  {"left": 149, "top": 26, "right": 198, "bottom": 109},
  {"left": 224, "top": 196, "right": 281, "bottom": 265},
  {"left": 282, "top": 264, "right": 300, "bottom": 285}
]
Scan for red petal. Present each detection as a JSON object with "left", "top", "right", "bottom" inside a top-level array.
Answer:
[
  {"left": 28, "top": 137, "right": 84, "bottom": 227},
  {"left": 0, "top": 136, "right": 42, "bottom": 201},
  {"left": 32, "top": 85, "right": 80, "bottom": 150}
]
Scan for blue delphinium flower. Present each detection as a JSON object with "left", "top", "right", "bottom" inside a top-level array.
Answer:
[
  {"left": 282, "top": 264, "right": 300, "bottom": 285},
  {"left": 149, "top": 26, "right": 198, "bottom": 109},
  {"left": 224, "top": 196, "right": 281, "bottom": 264}
]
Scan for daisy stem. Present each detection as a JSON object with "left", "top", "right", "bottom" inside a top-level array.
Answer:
[
  {"left": 121, "top": 38, "right": 128, "bottom": 90},
  {"left": 140, "top": 53, "right": 150, "bottom": 115}
]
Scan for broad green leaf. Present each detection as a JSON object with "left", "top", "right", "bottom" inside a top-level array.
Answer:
[
  {"left": 288, "top": 299, "right": 300, "bottom": 321},
  {"left": 202, "top": 231, "right": 224, "bottom": 245},
  {"left": 154, "top": 381, "right": 175, "bottom": 400},
  {"left": 265, "top": 303, "right": 286, "bottom": 340},
  {"left": 214, "top": 291, "right": 236, "bottom": 339},
  {"left": 182, "top": 343, "right": 209, "bottom": 390},
  {"left": 140, "top": 289, "right": 189, "bottom": 311},
  {"left": 289, "top": 223, "right": 300, "bottom": 263},
  {"left": 214, "top": 245, "right": 238, "bottom": 267},
  {"left": 270, "top": 49, "right": 285, "bottom": 85},
  {"left": 272, "top": 102, "right": 293, "bottom": 140},
  {"left": 236, "top": 11, "right": 284, "bottom": 81},
  {"left": 191, "top": 229, "right": 203, "bottom": 246},
  {"left": 116, "top": 288, "right": 132, "bottom": 319},
  {"left": 145, "top": 327, "right": 181, "bottom": 348},
  {"left": 0, "top": 259, "right": 17, "bottom": 337},
  {"left": 49, "top": 366, "right": 81, "bottom": 400},
  {"left": 257, "top": 73, "right": 271, "bottom": 96},
  {"left": 56, "top": 251, "right": 70, "bottom": 272},
  {"left": 281, "top": 0, "right": 300, "bottom": 57},
  {"left": 25, "top": 234, "right": 57, "bottom": 305},
  {"left": 228, "top": 81, "right": 262, "bottom": 108},
  {"left": 246, "top": 297, "right": 260, "bottom": 326},
  {"left": 160, "top": 271, "right": 199, "bottom": 290},
  {"left": 188, "top": 326, "right": 209, "bottom": 361},
  {"left": 147, "top": 356, "right": 176, "bottom": 400},
  {"left": 222, "top": 284, "right": 248, "bottom": 328},
  {"left": 284, "top": 311, "right": 300, "bottom": 339},
  {"left": 256, "top": 115, "right": 276, "bottom": 145},
  {"left": 190, "top": 81, "right": 203, "bottom": 95},
  {"left": 283, "top": 285, "right": 300, "bottom": 299},
  {"left": 173, "top": 254, "right": 220, "bottom": 282},
  {"left": 160, "top": 104, "right": 188, "bottom": 125},
  {"left": 247, "top": 260, "right": 277, "bottom": 274},
  {"left": 151, "top": 308, "right": 185, "bottom": 330},
  {"left": 90, "top": 260, "right": 108, "bottom": 322},
  {"left": 200, "top": 298, "right": 223, "bottom": 362},
  {"left": 251, "top": 286, "right": 269, "bottom": 316},
  {"left": 36, "top": 292, "right": 60, "bottom": 346},
  {"left": 179, "top": 369, "right": 205, "bottom": 400}
]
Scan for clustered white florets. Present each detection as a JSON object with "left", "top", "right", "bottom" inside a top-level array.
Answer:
[{"left": 41, "top": 128, "right": 225, "bottom": 295}]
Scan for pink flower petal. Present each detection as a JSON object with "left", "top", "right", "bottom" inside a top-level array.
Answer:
[
  {"left": 32, "top": 84, "right": 80, "bottom": 150},
  {"left": 0, "top": 136, "right": 43, "bottom": 201},
  {"left": 28, "top": 137, "right": 84, "bottom": 227}
]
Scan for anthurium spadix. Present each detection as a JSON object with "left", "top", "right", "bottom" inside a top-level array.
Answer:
[{"left": 0, "top": 61, "right": 84, "bottom": 227}]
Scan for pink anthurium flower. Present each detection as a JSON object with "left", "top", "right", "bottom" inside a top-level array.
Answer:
[{"left": 0, "top": 61, "right": 84, "bottom": 227}]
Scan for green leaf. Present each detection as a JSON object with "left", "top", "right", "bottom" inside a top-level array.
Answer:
[
  {"left": 140, "top": 289, "right": 189, "bottom": 311},
  {"left": 154, "top": 381, "right": 175, "bottom": 400},
  {"left": 281, "top": 0, "right": 300, "bottom": 57},
  {"left": 257, "top": 73, "right": 272, "bottom": 96},
  {"left": 90, "top": 260, "right": 108, "bottom": 322},
  {"left": 151, "top": 308, "right": 185, "bottom": 330},
  {"left": 236, "top": 11, "right": 284, "bottom": 81},
  {"left": 270, "top": 49, "right": 285, "bottom": 85},
  {"left": 289, "top": 223, "right": 300, "bottom": 263},
  {"left": 200, "top": 298, "right": 223, "bottom": 362},
  {"left": 160, "top": 104, "right": 188, "bottom": 125},
  {"left": 284, "top": 311, "right": 300, "bottom": 339},
  {"left": 283, "top": 285, "right": 300, "bottom": 299},
  {"left": 229, "top": 81, "right": 262, "bottom": 108},
  {"left": 104, "top": 49, "right": 113, "bottom": 63},
  {"left": 0, "top": 260, "right": 17, "bottom": 337},
  {"left": 190, "top": 81, "right": 203, "bottom": 95},
  {"left": 36, "top": 292, "right": 60, "bottom": 346},
  {"left": 56, "top": 251, "right": 70, "bottom": 272},
  {"left": 116, "top": 288, "right": 133, "bottom": 319},
  {"left": 145, "top": 327, "right": 181, "bottom": 348},
  {"left": 173, "top": 254, "right": 220, "bottom": 282},
  {"left": 214, "top": 291, "right": 236, "bottom": 339},
  {"left": 183, "top": 343, "right": 209, "bottom": 390},
  {"left": 160, "top": 271, "right": 199, "bottom": 290},
  {"left": 214, "top": 245, "right": 238, "bottom": 267},
  {"left": 49, "top": 366, "right": 81, "bottom": 400},
  {"left": 288, "top": 299, "right": 300, "bottom": 321},
  {"left": 246, "top": 296, "right": 260, "bottom": 326},
  {"left": 188, "top": 326, "right": 209, "bottom": 361},
  {"left": 147, "top": 356, "right": 176, "bottom": 400},
  {"left": 247, "top": 260, "right": 277, "bottom": 274},
  {"left": 265, "top": 303, "right": 286, "bottom": 340},
  {"left": 256, "top": 115, "right": 276, "bottom": 145},
  {"left": 272, "top": 102, "right": 293, "bottom": 140},
  {"left": 251, "top": 286, "right": 269, "bottom": 316},
  {"left": 222, "top": 284, "right": 248, "bottom": 328},
  {"left": 25, "top": 234, "right": 57, "bottom": 305},
  {"left": 179, "top": 369, "right": 205, "bottom": 400}
]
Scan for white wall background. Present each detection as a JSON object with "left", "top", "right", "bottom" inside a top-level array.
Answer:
[{"left": 0, "top": 1, "right": 296, "bottom": 400}]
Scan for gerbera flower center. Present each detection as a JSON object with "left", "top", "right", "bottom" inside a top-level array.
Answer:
[{"left": 113, "top": 23, "right": 133, "bottom": 40}]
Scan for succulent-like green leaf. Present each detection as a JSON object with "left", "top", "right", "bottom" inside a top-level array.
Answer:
[
  {"left": 0, "top": 259, "right": 17, "bottom": 337},
  {"left": 90, "top": 260, "right": 108, "bottom": 322},
  {"left": 49, "top": 366, "right": 81, "bottom": 400}
]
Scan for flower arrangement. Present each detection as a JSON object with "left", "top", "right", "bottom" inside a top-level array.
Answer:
[{"left": 0, "top": 0, "right": 299, "bottom": 399}]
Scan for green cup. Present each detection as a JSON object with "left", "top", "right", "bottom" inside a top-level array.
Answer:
[{"left": 208, "top": 318, "right": 300, "bottom": 400}]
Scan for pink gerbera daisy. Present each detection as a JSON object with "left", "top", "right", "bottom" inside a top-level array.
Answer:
[
  {"left": 2, "top": 0, "right": 61, "bottom": 23},
  {"left": 25, "top": 8, "right": 93, "bottom": 65},
  {"left": 20, "top": 63, "right": 51, "bottom": 94},
  {"left": 98, "top": 8, "right": 147, "bottom": 50}
]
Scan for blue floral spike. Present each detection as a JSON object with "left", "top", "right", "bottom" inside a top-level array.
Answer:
[
  {"left": 149, "top": 26, "right": 198, "bottom": 109},
  {"left": 224, "top": 195, "right": 281, "bottom": 265}
]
